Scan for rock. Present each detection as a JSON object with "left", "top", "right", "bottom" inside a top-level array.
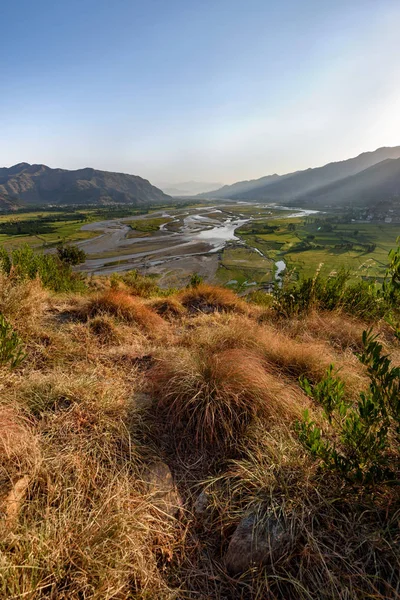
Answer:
[
  {"left": 194, "top": 490, "right": 209, "bottom": 518},
  {"left": 225, "top": 511, "right": 288, "bottom": 575},
  {"left": 145, "top": 461, "right": 182, "bottom": 518}
]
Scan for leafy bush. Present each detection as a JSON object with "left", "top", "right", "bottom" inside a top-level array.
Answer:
[
  {"left": 57, "top": 244, "right": 86, "bottom": 265},
  {"left": 188, "top": 272, "right": 204, "bottom": 288},
  {"left": 297, "top": 330, "right": 400, "bottom": 484},
  {"left": 0, "top": 314, "right": 25, "bottom": 368},
  {"left": 274, "top": 268, "right": 384, "bottom": 320},
  {"left": 0, "top": 244, "right": 86, "bottom": 293}
]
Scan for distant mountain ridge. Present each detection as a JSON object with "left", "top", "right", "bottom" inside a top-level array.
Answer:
[
  {"left": 158, "top": 181, "right": 224, "bottom": 196},
  {"left": 201, "top": 146, "right": 400, "bottom": 207},
  {"left": 198, "top": 173, "right": 285, "bottom": 199},
  {"left": 294, "top": 157, "right": 400, "bottom": 208},
  {"left": 0, "top": 163, "right": 171, "bottom": 207}
]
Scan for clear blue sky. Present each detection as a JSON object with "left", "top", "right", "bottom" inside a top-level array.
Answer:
[{"left": 1, "top": 0, "right": 399, "bottom": 185}]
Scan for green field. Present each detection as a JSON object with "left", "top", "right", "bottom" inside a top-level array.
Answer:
[
  {"left": 217, "top": 244, "right": 273, "bottom": 285},
  {"left": 127, "top": 216, "right": 172, "bottom": 232},
  {"left": 237, "top": 215, "right": 400, "bottom": 281}
]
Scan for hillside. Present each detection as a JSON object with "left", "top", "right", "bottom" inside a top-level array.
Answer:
[
  {"left": 198, "top": 173, "right": 284, "bottom": 199},
  {"left": 159, "top": 181, "right": 224, "bottom": 196},
  {"left": 0, "top": 191, "right": 20, "bottom": 210},
  {"left": 294, "top": 156, "right": 400, "bottom": 208},
  {"left": 0, "top": 163, "right": 171, "bottom": 206},
  {"left": 0, "top": 246, "right": 399, "bottom": 599},
  {"left": 203, "top": 146, "right": 400, "bottom": 202}
]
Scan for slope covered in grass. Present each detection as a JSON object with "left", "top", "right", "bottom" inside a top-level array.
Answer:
[{"left": 0, "top": 265, "right": 399, "bottom": 599}]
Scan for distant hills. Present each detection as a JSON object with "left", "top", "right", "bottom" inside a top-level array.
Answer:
[
  {"left": 158, "top": 181, "right": 224, "bottom": 196},
  {"left": 200, "top": 146, "right": 400, "bottom": 208},
  {"left": 0, "top": 163, "right": 171, "bottom": 208},
  {"left": 0, "top": 191, "right": 20, "bottom": 210},
  {"left": 297, "top": 156, "right": 400, "bottom": 208}
]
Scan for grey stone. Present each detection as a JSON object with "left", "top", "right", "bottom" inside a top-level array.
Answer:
[
  {"left": 146, "top": 461, "right": 182, "bottom": 518},
  {"left": 225, "top": 511, "right": 288, "bottom": 575},
  {"left": 194, "top": 490, "right": 209, "bottom": 517}
]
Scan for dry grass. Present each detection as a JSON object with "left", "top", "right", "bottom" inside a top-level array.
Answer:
[
  {"left": 0, "top": 406, "right": 40, "bottom": 506},
  {"left": 149, "top": 347, "right": 306, "bottom": 451},
  {"left": 179, "top": 283, "right": 248, "bottom": 314},
  {"left": 0, "top": 274, "right": 399, "bottom": 599},
  {"left": 149, "top": 296, "right": 187, "bottom": 319},
  {"left": 83, "top": 290, "right": 168, "bottom": 334},
  {"left": 0, "top": 273, "right": 48, "bottom": 329}
]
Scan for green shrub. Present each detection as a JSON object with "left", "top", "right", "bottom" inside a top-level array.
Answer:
[
  {"left": 0, "top": 244, "right": 86, "bottom": 293},
  {"left": 56, "top": 244, "right": 86, "bottom": 265},
  {"left": 297, "top": 330, "right": 400, "bottom": 484},
  {"left": 274, "top": 268, "right": 384, "bottom": 320},
  {"left": 188, "top": 272, "right": 204, "bottom": 288},
  {"left": 0, "top": 314, "right": 25, "bottom": 368}
]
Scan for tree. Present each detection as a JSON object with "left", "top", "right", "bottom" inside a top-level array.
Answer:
[{"left": 57, "top": 244, "right": 86, "bottom": 266}]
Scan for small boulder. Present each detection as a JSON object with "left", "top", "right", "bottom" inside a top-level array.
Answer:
[
  {"left": 145, "top": 461, "right": 182, "bottom": 518},
  {"left": 194, "top": 490, "right": 209, "bottom": 518},
  {"left": 225, "top": 511, "right": 288, "bottom": 575}
]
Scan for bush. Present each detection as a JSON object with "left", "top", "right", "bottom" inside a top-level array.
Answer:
[
  {"left": 56, "top": 244, "right": 86, "bottom": 265},
  {"left": 188, "top": 272, "right": 203, "bottom": 288},
  {"left": 297, "top": 330, "right": 400, "bottom": 484},
  {"left": 0, "top": 244, "right": 86, "bottom": 293},
  {"left": 274, "top": 269, "right": 384, "bottom": 320},
  {"left": 0, "top": 313, "right": 25, "bottom": 368}
]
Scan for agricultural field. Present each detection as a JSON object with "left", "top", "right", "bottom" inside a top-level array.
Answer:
[
  {"left": 216, "top": 244, "right": 273, "bottom": 285},
  {"left": 237, "top": 215, "right": 400, "bottom": 282},
  {"left": 126, "top": 216, "right": 172, "bottom": 232}
]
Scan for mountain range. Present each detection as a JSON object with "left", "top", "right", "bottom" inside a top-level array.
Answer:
[
  {"left": 200, "top": 146, "right": 400, "bottom": 208},
  {"left": 2, "top": 146, "right": 400, "bottom": 211},
  {"left": 0, "top": 163, "right": 171, "bottom": 209},
  {"left": 157, "top": 181, "right": 224, "bottom": 196}
]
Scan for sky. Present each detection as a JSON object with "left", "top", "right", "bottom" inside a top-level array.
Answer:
[{"left": 1, "top": 0, "right": 400, "bottom": 186}]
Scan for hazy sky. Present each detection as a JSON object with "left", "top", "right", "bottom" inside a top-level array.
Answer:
[{"left": 1, "top": 0, "right": 400, "bottom": 185}]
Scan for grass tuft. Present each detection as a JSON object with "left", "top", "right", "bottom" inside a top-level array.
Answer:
[{"left": 179, "top": 283, "right": 248, "bottom": 314}]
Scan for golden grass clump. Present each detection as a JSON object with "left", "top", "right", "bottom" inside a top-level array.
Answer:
[
  {"left": 285, "top": 310, "right": 366, "bottom": 351},
  {"left": 149, "top": 296, "right": 186, "bottom": 319},
  {"left": 0, "top": 407, "right": 40, "bottom": 497},
  {"left": 83, "top": 290, "right": 167, "bottom": 333},
  {"left": 88, "top": 315, "right": 120, "bottom": 344},
  {"left": 179, "top": 283, "right": 248, "bottom": 314},
  {"left": 0, "top": 273, "right": 48, "bottom": 328},
  {"left": 149, "top": 347, "right": 305, "bottom": 450}
]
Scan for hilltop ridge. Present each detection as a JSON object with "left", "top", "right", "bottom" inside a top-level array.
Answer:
[{"left": 0, "top": 163, "right": 171, "bottom": 207}]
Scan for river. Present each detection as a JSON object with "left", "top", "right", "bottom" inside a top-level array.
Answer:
[{"left": 76, "top": 203, "right": 318, "bottom": 281}]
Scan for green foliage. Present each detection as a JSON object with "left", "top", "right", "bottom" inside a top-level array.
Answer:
[
  {"left": 109, "top": 269, "right": 171, "bottom": 297},
  {"left": 0, "top": 244, "right": 86, "bottom": 293},
  {"left": 0, "top": 314, "right": 25, "bottom": 368},
  {"left": 188, "top": 272, "right": 204, "bottom": 288},
  {"left": 274, "top": 268, "right": 385, "bottom": 320},
  {"left": 383, "top": 236, "right": 400, "bottom": 305},
  {"left": 297, "top": 330, "right": 400, "bottom": 484},
  {"left": 57, "top": 243, "right": 86, "bottom": 265}
]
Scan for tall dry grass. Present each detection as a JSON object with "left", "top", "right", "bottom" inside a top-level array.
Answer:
[{"left": 0, "top": 275, "right": 398, "bottom": 599}]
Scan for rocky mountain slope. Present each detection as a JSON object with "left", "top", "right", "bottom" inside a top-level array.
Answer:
[
  {"left": 203, "top": 146, "right": 400, "bottom": 206},
  {"left": 0, "top": 163, "right": 171, "bottom": 206},
  {"left": 294, "top": 156, "right": 400, "bottom": 208}
]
